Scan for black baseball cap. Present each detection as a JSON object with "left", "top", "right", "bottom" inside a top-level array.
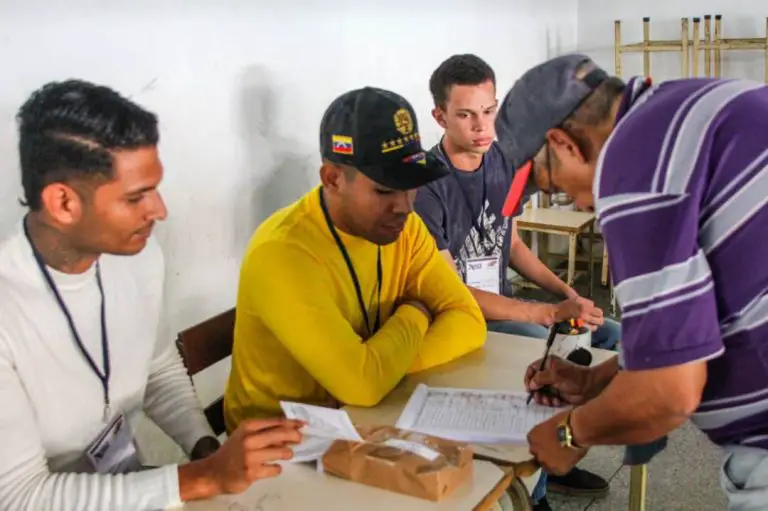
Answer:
[{"left": 320, "top": 87, "right": 449, "bottom": 190}]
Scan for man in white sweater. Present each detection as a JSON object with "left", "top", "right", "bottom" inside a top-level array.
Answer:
[{"left": 0, "top": 80, "right": 303, "bottom": 510}]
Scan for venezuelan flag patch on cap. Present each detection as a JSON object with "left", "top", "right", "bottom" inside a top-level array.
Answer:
[
  {"left": 332, "top": 135, "right": 354, "bottom": 155},
  {"left": 402, "top": 151, "right": 426, "bottom": 166}
]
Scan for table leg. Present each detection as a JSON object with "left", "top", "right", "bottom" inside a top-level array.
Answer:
[
  {"left": 628, "top": 464, "right": 648, "bottom": 511},
  {"left": 588, "top": 223, "right": 595, "bottom": 298},
  {"left": 533, "top": 230, "right": 548, "bottom": 271},
  {"left": 567, "top": 233, "right": 577, "bottom": 287},
  {"left": 601, "top": 246, "right": 610, "bottom": 287}
]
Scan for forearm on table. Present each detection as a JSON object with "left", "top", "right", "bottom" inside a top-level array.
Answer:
[
  {"left": 319, "top": 304, "right": 428, "bottom": 407},
  {"left": 509, "top": 238, "right": 572, "bottom": 297},
  {"left": 571, "top": 366, "right": 698, "bottom": 446},
  {"left": 408, "top": 309, "right": 486, "bottom": 373},
  {"left": 178, "top": 460, "right": 220, "bottom": 502},
  {"left": 468, "top": 286, "right": 551, "bottom": 324}
]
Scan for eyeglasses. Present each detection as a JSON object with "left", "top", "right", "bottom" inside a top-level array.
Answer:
[{"left": 531, "top": 142, "right": 558, "bottom": 200}]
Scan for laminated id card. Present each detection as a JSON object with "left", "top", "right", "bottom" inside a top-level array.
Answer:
[{"left": 85, "top": 412, "right": 140, "bottom": 474}]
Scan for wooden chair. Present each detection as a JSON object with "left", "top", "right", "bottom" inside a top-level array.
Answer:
[{"left": 176, "top": 307, "right": 236, "bottom": 436}]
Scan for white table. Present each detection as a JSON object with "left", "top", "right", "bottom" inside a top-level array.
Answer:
[
  {"left": 180, "top": 332, "right": 618, "bottom": 510},
  {"left": 345, "top": 332, "right": 617, "bottom": 495},
  {"left": 179, "top": 458, "right": 510, "bottom": 511}
]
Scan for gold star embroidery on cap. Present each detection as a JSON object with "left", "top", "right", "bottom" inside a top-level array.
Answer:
[{"left": 382, "top": 138, "right": 405, "bottom": 154}]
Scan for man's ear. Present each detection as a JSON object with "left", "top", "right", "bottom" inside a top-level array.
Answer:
[
  {"left": 319, "top": 160, "right": 344, "bottom": 194},
  {"left": 432, "top": 107, "right": 448, "bottom": 129},
  {"left": 547, "top": 128, "right": 587, "bottom": 165},
  {"left": 39, "top": 182, "right": 84, "bottom": 226}
]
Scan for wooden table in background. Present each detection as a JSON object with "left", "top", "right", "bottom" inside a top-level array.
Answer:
[{"left": 514, "top": 208, "right": 597, "bottom": 297}]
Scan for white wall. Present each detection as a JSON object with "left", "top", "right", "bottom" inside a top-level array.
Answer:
[
  {"left": 0, "top": 0, "right": 577, "bottom": 459},
  {"left": 577, "top": 0, "right": 768, "bottom": 82},
  {"left": 0, "top": 0, "right": 577, "bottom": 342}
]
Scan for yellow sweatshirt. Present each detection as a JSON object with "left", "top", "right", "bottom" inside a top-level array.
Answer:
[{"left": 224, "top": 186, "right": 486, "bottom": 432}]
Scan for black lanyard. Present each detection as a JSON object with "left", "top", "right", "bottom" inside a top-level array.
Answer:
[
  {"left": 437, "top": 141, "right": 488, "bottom": 244},
  {"left": 318, "top": 188, "right": 382, "bottom": 338},
  {"left": 23, "top": 218, "right": 111, "bottom": 422}
]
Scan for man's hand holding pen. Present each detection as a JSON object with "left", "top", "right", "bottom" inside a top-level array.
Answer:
[
  {"left": 525, "top": 319, "right": 585, "bottom": 405},
  {"left": 524, "top": 356, "right": 594, "bottom": 406},
  {"left": 523, "top": 319, "right": 592, "bottom": 474}
]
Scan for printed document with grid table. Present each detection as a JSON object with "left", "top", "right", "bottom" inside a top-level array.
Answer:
[{"left": 396, "top": 384, "right": 562, "bottom": 444}]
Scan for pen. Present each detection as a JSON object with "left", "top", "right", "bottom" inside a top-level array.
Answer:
[{"left": 526, "top": 320, "right": 562, "bottom": 405}]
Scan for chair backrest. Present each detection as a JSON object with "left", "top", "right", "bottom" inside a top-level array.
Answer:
[{"left": 176, "top": 307, "right": 236, "bottom": 436}]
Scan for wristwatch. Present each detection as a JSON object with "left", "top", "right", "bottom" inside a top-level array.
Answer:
[{"left": 557, "top": 409, "right": 582, "bottom": 449}]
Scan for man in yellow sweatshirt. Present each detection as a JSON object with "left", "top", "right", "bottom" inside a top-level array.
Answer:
[{"left": 224, "top": 87, "right": 487, "bottom": 431}]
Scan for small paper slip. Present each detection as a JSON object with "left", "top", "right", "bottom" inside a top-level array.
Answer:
[
  {"left": 395, "top": 384, "right": 561, "bottom": 444},
  {"left": 381, "top": 438, "right": 441, "bottom": 461},
  {"left": 281, "top": 401, "right": 363, "bottom": 462}
]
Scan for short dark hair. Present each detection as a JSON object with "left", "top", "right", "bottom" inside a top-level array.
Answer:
[
  {"left": 561, "top": 73, "right": 626, "bottom": 158},
  {"left": 323, "top": 158, "right": 358, "bottom": 181},
  {"left": 429, "top": 54, "right": 496, "bottom": 109},
  {"left": 565, "top": 76, "right": 626, "bottom": 128},
  {"left": 17, "top": 79, "right": 159, "bottom": 211}
]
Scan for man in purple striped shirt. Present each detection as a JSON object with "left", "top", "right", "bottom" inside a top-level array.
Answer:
[{"left": 494, "top": 53, "right": 768, "bottom": 509}]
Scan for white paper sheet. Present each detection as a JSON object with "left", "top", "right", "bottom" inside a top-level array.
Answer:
[
  {"left": 395, "top": 384, "right": 563, "bottom": 444},
  {"left": 280, "top": 401, "right": 363, "bottom": 463},
  {"left": 287, "top": 435, "right": 336, "bottom": 464}
]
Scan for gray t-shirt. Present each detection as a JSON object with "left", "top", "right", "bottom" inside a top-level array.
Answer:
[{"left": 414, "top": 140, "right": 518, "bottom": 295}]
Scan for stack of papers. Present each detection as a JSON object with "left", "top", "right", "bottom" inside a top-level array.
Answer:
[
  {"left": 281, "top": 382, "right": 562, "bottom": 462},
  {"left": 396, "top": 384, "right": 561, "bottom": 444}
]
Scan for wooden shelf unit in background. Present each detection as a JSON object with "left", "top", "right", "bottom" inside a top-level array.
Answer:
[
  {"left": 606, "top": 13, "right": 768, "bottom": 292},
  {"left": 614, "top": 15, "right": 768, "bottom": 81}
]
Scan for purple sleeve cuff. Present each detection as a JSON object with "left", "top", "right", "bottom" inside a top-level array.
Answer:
[{"left": 622, "top": 336, "right": 724, "bottom": 371}]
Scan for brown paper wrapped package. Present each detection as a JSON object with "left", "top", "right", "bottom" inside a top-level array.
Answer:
[{"left": 321, "top": 425, "right": 474, "bottom": 501}]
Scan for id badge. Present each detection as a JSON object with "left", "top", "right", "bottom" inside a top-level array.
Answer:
[
  {"left": 85, "top": 412, "right": 140, "bottom": 474},
  {"left": 466, "top": 256, "right": 501, "bottom": 295}
]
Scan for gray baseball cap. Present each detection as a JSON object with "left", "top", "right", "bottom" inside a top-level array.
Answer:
[{"left": 496, "top": 54, "right": 609, "bottom": 216}]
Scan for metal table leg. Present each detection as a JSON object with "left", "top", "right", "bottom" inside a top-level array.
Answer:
[
  {"left": 601, "top": 246, "right": 610, "bottom": 286},
  {"left": 628, "top": 464, "right": 648, "bottom": 511},
  {"left": 588, "top": 222, "right": 595, "bottom": 298}
]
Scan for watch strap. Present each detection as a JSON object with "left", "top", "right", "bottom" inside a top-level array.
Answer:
[{"left": 559, "top": 409, "right": 582, "bottom": 449}]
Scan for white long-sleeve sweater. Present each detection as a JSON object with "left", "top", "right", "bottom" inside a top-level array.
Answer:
[{"left": 0, "top": 221, "right": 215, "bottom": 511}]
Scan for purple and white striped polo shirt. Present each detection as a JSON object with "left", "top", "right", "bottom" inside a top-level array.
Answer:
[{"left": 595, "top": 76, "right": 768, "bottom": 449}]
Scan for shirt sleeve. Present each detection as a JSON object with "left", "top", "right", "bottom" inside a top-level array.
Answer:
[
  {"left": 598, "top": 139, "right": 723, "bottom": 374},
  {"left": 0, "top": 334, "right": 182, "bottom": 511},
  {"left": 413, "top": 186, "right": 450, "bottom": 251},
  {"left": 143, "top": 340, "right": 216, "bottom": 456},
  {"left": 140, "top": 237, "right": 215, "bottom": 456},
  {"left": 403, "top": 216, "right": 487, "bottom": 373},
  {"left": 241, "top": 240, "right": 430, "bottom": 408},
  {"left": 601, "top": 191, "right": 722, "bottom": 370}
]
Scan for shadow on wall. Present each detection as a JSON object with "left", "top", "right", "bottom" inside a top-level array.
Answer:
[
  {"left": 235, "top": 65, "right": 316, "bottom": 245},
  {"left": 0, "top": 107, "right": 25, "bottom": 238}
]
